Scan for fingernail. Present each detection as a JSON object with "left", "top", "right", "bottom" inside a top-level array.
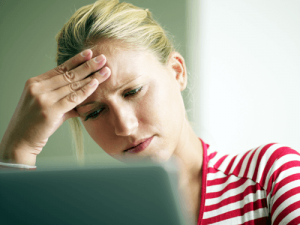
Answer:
[
  {"left": 93, "top": 54, "right": 105, "bottom": 63},
  {"left": 99, "top": 67, "right": 108, "bottom": 76},
  {"left": 89, "top": 79, "right": 98, "bottom": 86},
  {"left": 81, "top": 49, "right": 90, "bottom": 57}
]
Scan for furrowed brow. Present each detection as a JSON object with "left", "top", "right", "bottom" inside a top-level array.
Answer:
[
  {"left": 112, "top": 74, "right": 143, "bottom": 92},
  {"left": 77, "top": 74, "right": 143, "bottom": 108}
]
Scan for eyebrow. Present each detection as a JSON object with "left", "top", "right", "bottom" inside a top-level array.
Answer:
[
  {"left": 77, "top": 101, "right": 97, "bottom": 109},
  {"left": 76, "top": 75, "right": 143, "bottom": 109}
]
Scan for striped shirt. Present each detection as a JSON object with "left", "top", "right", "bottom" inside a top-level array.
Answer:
[{"left": 198, "top": 140, "right": 300, "bottom": 225}]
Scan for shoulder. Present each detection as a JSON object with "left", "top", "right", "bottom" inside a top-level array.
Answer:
[
  {"left": 207, "top": 143, "right": 300, "bottom": 185},
  {"left": 205, "top": 143, "right": 300, "bottom": 224}
]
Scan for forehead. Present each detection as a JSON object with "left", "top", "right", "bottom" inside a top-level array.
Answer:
[{"left": 90, "top": 40, "right": 163, "bottom": 92}]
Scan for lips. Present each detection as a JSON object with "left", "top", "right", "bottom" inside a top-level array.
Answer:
[{"left": 124, "top": 136, "right": 154, "bottom": 154}]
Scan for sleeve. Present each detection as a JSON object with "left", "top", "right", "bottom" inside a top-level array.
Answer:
[
  {"left": 260, "top": 144, "right": 300, "bottom": 225},
  {"left": 0, "top": 161, "right": 37, "bottom": 170}
]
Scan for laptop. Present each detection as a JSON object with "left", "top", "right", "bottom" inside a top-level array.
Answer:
[{"left": 0, "top": 159, "right": 192, "bottom": 225}]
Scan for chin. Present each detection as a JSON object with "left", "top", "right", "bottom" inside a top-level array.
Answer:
[
  {"left": 112, "top": 148, "right": 173, "bottom": 164},
  {"left": 149, "top": 148, "right": 174, "bottom": 163}
]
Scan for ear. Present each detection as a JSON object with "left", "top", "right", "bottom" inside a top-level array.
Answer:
[{"left": 167, "top": 52, "right": 187, "bottom": 91}]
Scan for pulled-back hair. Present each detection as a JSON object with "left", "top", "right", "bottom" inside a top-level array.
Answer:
[{"left": 55, "top": 0, "right": 176, "bottom": 161}]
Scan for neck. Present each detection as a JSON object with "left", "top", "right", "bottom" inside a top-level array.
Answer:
[
  {"left": 172, "top": 118, "right": 203, "bottom": 223},
  {"left": 173, "top": 118, "right": 203, "bottom": 186}
]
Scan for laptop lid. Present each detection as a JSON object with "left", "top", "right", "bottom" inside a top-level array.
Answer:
[{"left": 0, "top": 160, "right": 191, "bottom": 225}]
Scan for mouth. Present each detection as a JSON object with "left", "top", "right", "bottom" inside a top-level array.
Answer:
[{"left": 124, "top": 136, "right": 154, "bottom": 154}]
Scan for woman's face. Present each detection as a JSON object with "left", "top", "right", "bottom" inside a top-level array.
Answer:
[{"left": 76, "top": 40, "right": 187, "bottom": 163}]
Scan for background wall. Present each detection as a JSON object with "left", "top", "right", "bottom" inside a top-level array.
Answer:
[
  {"left": 187, "top": 0, "right": 300, "bottom": 154},
  {"left": 1, "top": 0, "right": 299, "bottom": 168},
  {"left": 0, "top": 0, "right": 187, "bottom": 167}
]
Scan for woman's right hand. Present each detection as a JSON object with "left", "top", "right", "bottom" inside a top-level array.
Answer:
[{"left": 0, "top": 49, "right": 110, "bottom": 166}]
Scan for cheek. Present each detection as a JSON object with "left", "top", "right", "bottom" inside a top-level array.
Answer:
[
  {"left": 137, "top": 94, "right": 157, "bottom": 124},
  {"left": 137, "top": 83, "right": 162, "bottom": 121},
  {"left": 136, "top": 80, "right": 172, "bottom": 128},
  {"left": 150, "top": 77, "right": 184, "bottom": 131}
]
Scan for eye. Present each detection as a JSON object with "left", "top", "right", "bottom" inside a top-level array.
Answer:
[
  {"left": 123, "top": 87, "right": 143, "bottom": 98},
  {"left": 84, "top": 108, "right": 104, "bottom": 121}
]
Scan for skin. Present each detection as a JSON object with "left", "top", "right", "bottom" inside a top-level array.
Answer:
[
  {"left": 0, "top": 39, "right": 203, "bottom": 223},
  {"left": 0, "top": 48, "right": 110, "bottom": 165},
  {"left": 77, "top": 40, "right": 204, "bottom": 223}
]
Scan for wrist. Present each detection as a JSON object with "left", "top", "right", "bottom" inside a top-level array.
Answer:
[{"left": 0, "top": 142, "right": 37, "bottom": 167}]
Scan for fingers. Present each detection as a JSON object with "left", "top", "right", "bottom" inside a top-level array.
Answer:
[
  {"left": 26, "top": 48, "right": 112, "bottom": 122},
  {"left": 41, "top": 54, "right": 107, "bottom": 92},
  {"left": 61, "top": 54, "right": 106, "bottom": 84},
  {"left": 56, "top": 49, "right": 93, "bottom": 72},
  {"left": 35, "top": 49, "right": 93, "bottom": 82},
  {"left": 54, "top": 78, "right": 100, "bottom": 120},
  {"left": 50, "top": 67, "right": 111, "bottom": 103}
]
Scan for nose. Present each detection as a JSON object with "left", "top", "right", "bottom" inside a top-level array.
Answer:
[{"left": 111, "top": 104, "right": 138, "bottom": 136}]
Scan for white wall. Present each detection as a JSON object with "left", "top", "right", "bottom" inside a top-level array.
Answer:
[{"left": 187, "top": 0, "right": 300, "bottom": 154}]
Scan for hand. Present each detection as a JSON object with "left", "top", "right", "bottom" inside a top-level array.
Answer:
[{"left": 0, "top": 49, "right": 110, "bottom": 165}]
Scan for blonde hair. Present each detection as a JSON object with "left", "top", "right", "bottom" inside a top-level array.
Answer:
[{"left": 55, "top": 0, "right": 176, "bottom": 161}]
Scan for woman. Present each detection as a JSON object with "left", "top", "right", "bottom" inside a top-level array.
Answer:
[{"left": 0, "top": 0, "right": 299, "bottom": 224}]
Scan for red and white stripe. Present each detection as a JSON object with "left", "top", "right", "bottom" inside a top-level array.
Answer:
[{"left": 199, "top": 141, "right": 300, "bottom": 225}]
